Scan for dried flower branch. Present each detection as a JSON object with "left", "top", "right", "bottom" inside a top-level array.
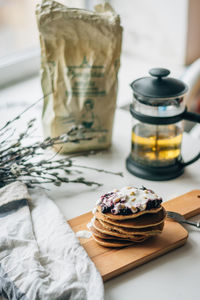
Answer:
[{"left": 0, "top": 99, "right": 122, "bottom": 188}]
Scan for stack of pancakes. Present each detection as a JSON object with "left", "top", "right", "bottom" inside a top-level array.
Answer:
[{"left": 89, "top": 187, "right": 166, "bottom": 248}]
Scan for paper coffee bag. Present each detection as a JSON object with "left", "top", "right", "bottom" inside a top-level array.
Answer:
[{"left": 36, "top": 0, "right": 122, "bottom": 153}]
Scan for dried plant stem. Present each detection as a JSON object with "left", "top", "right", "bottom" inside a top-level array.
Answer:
[
  {"left": 0, "top": 98, "right": 123, "bottom": 188},
  {"left": 72, "top": 164, "right": 123, "bottom": 177}
]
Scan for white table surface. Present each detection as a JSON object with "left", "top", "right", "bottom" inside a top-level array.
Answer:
[{"left": 1, "top": 76, "right": 200, "bottom": 300}]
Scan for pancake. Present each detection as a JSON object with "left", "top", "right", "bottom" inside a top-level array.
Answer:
[
  {"left": 92, "top": 235, "right": 135, "bottom": 248},
  {"left": 92, "top": 218, "right": 160, "bottom": 240},
  {"left": 95, "top": 207, "right": 166, "bottom": 228},
  {"left": 92, "top": 234, "right": 150, "bottom": 248},
  {"left": 98, "top": 218, "right": 164, "bottom": 236},
  {"left": 93, "top": 218, "right": 136, "bottom": 239},
  {"left": 90, "top": 225, "right": 148, "bottom": 242},
  {"left": 89, "top": 186, "right": 165, "bottom": 248},
  {"left": 90, "top": 226, "right": 122, "bottom": 240},
  {"left": 97, "top": 205, "right": 163, "bottom": 220}
]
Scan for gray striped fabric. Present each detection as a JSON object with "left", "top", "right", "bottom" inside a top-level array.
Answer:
[{"left": 0, "top": 182, "right": 104, "bottom": 300}]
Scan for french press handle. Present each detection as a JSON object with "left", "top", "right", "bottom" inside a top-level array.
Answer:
[
  {"left": 182, "top": 110, "right": 200, "bottom": 123},
  {"left": 181, "top": 110, "right": 200, "bottom": 166}
]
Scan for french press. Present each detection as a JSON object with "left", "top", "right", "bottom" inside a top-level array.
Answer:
[{"left": 126, "top": 68, "right": 200, "bottom": 181}]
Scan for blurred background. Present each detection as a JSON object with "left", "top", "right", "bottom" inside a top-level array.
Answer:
[
  {"left": 1, "top": 0, "right": 200, "bottom": 64},
  {"left": 1, "top": 0, "right": 199, "bottom": 64},
  {"left": 0, "top": 0, "right": 200, "bottom": 132}
]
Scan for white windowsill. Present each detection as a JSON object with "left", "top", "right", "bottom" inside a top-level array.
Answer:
[{"left": 0, "top": 48, "right": 40, "bottom": 89}]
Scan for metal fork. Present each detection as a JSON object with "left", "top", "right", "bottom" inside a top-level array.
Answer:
[{"left": 167, "top": 211, "right": 200, "bottom": 228}]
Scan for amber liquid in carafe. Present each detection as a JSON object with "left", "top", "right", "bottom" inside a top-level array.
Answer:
[{"left": 131, "top": 123, "right": 182, "bottom": 167}]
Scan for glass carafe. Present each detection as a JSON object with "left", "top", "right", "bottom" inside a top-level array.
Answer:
[
  {"left": 131, "top": 121, "right": 183, "bottom": 167},
  {"left": 130, "top": 92, "right": 185, "bottom": 167}
]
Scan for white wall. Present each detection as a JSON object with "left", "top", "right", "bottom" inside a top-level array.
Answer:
[{"left": 110, "top": 0, "right": 188, "bottom": 67}]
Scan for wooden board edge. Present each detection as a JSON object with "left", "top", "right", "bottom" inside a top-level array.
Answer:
[
  {"left": 163, "top": 189, "right": 200, "bottom": 219},
  {"left": 102, "top": 236, "right": 188, "bottom": 282}
]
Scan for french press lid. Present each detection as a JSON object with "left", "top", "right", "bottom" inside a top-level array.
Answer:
[{"left": 130, "top": 68, "right": 188, "bottom": 99}]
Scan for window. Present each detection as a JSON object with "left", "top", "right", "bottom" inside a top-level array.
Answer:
[
  {"left": 0, "top": 0, "right": 86, "bottom": 87},
  {"left": 0, "top": 0, "right": 38, "bottom": 58},
  {"left": 0, "top": 0, "right": 200, "bottom": 89}
]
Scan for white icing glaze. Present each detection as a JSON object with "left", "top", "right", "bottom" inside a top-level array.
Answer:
[
  {"left": 87, "top": 216, "right": 96, "bottom": 229},
  {"left": 92, "top": 207, "right": 98, "bottom": 214},
  {"left": 76, "top": 230, "right": 92, "bottom": 239},
  {"left": 98, "top": 186, "right": 161, "bottom": 214},
  {"left": 87, "top": 222, "right": 92, "bottom": 229}
]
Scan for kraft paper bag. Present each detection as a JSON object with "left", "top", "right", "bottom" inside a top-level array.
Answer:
[{"left": 36, "top": 0, "right": 122, "bottom": 153}]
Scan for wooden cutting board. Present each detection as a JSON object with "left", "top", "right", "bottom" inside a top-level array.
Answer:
[{"left": 68, "top": 190, "right": 200, "bottom": 281}]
